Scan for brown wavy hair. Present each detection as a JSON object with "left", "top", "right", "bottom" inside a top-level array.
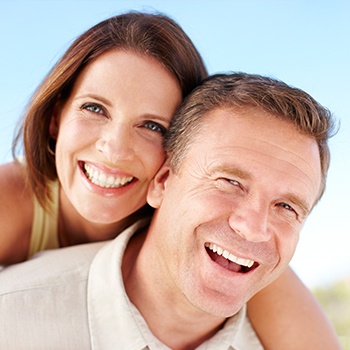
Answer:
[{"left": 12, "top": 11, "right": 208, "bottom": 209}]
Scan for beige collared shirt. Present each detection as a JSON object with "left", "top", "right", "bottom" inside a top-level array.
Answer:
[{"left": 0, "top": 220, "right": 262, "bottom": 350}]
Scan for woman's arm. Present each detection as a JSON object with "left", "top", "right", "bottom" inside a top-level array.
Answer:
[
  {"left": 248, "top": 267, "right": 342, "bottom": 349},
  {"left": 0, "top": 161, "right": 33, "bottom": 265}
]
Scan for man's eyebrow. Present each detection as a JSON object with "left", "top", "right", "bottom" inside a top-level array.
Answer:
[
  {"left": 284, "top": 193, "right": 311, "bottom": 218},
  {"left": 212, "top": 165, "right": 253, "bottom": 181},
  {"left": 213, "top": 165, "right": 311, "bottom": 218}
]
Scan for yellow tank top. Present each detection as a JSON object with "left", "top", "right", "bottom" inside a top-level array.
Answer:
[{"left": 28, "top": 180, "right": 60, "bottom": 258}]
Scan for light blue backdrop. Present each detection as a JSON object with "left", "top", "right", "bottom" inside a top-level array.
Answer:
[{"left": 1, "top": 0, "right": 349, "bottom": 287}]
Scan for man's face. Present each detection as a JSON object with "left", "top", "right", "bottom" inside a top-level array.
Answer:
[{"left": 147, "top": 108, "right": 322, "bottom": 318}]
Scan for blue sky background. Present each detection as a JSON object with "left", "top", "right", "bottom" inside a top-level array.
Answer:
[{"left": 1, "top": 0, "right": 349, "bottom": 288}]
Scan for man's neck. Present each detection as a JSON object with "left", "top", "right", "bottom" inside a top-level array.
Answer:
[{"left": 122, "top": 229, "right": 226, "bottom": 349}]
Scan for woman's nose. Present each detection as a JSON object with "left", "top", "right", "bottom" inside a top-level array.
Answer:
[{"left": 96, "top": 124, "right": 135, "bottom": 163}]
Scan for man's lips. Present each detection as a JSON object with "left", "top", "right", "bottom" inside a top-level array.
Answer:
[
  {"left": 205, "top": 242, "right": 258, "bottom": 273},
  {"left": 83, "top": 162, "right": 135, "bottom": 189}
]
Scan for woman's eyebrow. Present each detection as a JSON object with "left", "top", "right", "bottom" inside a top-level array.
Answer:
[{"left": 76, "top": 93, "right": 112, "bottom": 107}]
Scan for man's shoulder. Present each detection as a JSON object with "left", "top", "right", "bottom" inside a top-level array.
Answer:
[
  {"left": 0, "top": 241, "right": 108, "bottom": 295},
  {"left": 0, "top": 242, "right": 107, "bottom": 349}
]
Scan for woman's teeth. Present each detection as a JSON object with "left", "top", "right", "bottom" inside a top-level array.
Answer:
[{"left": 84, "top": 164, "right": 133, "bottom": 188}]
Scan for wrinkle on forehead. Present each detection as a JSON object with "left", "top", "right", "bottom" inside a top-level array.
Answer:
[
  {"left": 189, "top": 109, "right": 322, "bottom": 206},
  {"left": 208, "top": 143, "right": 320, "bottom": 195}
]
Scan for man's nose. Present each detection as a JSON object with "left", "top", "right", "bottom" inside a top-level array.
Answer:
[{"left": 228, "top": 200, "right": 272, "bottom": 243}]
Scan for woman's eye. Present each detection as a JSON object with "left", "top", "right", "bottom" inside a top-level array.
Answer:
[
  {"left": 81, "top": 103, "right": 105, "bottom": 115},
  {"left": 144, "top": 121, "right": 167, "bottom": 136}
]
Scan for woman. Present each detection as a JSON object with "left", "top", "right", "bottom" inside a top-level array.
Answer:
[
  {"left": 1, "top": 11, "right": 206, "bottom": 263},
  {"left": 0, "top": 11, "right": 341, "bottom": 349}
]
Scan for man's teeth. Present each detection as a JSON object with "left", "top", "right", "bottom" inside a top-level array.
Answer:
[
  {"left": 205, "top": 242, "right": 254, "bottom": 268},
  {"left": 84, "top": 164, "right": 133, "bottom": 188}
]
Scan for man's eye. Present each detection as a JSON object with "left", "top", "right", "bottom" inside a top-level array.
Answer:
[
  {"left": 144, "top": 121, "right": 167, "bottom": 136},
  {"left": 217, "top": 178, "right": 243, "bottom": 191},
  {"left": 228, "top": 179, "right": 240, "bottom": 187},
  {"left": 81, "top": 103, "right": 104, "bottom": 115},
  {"left": 278, "top": 202, "right": 296, "bottom": 213}
]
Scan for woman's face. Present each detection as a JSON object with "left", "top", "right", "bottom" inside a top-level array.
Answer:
[{"left": 52, "top": 50, "right": 182, "bottom": 224}]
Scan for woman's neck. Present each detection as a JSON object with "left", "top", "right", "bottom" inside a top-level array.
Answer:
[{"left": 58, "top": 193, "right": 152, "bottom": 247}]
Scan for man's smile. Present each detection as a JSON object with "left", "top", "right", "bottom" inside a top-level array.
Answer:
[{"left": 205, "top": 242, "right": 258, "bottom": 273}]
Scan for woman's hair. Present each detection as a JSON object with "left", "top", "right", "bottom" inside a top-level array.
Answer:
[
  {"left": 164, "top": 73, "right": 337, "bottom": 204},
  {"left": 12, "top": 11, "right": 208, "bottom": 208}
]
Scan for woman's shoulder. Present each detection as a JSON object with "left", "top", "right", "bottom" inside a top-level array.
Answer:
[
  {"left": 0, "top": 161, "right": 34, "bottom": 264},
  {"left": 0, "top": 160, "right": 31, "bottom": 199}
]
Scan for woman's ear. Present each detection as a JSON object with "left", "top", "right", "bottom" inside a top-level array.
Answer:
[
  {"left": 49, "top": 115, "right": 59, "bottom": 139},
  {"left": 49, "top": 104, "right": 61, "bottom": 139},
  {"left": 147, "top": 161, "right": 171, "bottom": 209}
]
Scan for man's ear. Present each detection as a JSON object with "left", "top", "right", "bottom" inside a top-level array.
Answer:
[{"left": 147, "top": 161, "right": 171, "bottom": 209}]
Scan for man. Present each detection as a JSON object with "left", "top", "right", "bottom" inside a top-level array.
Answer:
[{"left": 0, "top": 73, "right": 335, "bottom": 349}]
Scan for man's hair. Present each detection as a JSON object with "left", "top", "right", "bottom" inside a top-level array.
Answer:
[{"left": 164, "top": 73, "right": 337, "bottom": 203}]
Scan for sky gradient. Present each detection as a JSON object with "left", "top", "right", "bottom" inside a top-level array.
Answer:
[{"left": 1, "top": 0, "right": 349, "bottom": 287}]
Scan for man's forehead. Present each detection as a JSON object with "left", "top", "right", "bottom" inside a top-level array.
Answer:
[
  {"left": 195, "top": 107, "right": 315, "bottom": 152},
  {"left": 185, "top": 107, "right": 322, "bottom": 205}
]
